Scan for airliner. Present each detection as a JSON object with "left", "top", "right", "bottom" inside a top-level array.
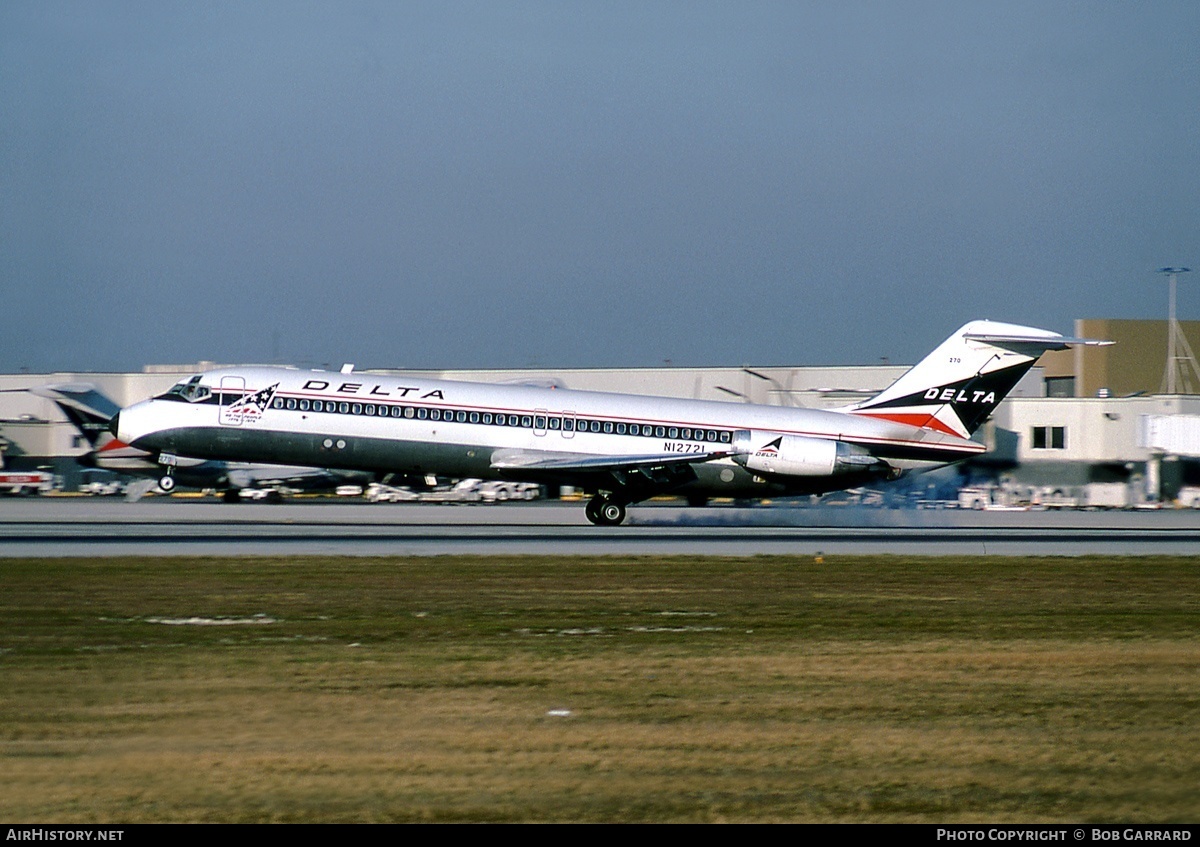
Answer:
[
  {"left": 110, "top": 321, "right": 1106, "bottom": 524},
  {"left": 32, "top": 383, "right": 371, "bottom": 501}
]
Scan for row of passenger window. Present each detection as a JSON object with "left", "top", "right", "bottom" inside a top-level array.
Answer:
[{"left": 269, "top": 396, "right": 733, "bottom": 444}]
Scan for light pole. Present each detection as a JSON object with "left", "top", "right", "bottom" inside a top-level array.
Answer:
[{"left": 1158, "top": 267, "right": 1198, "bottom": 394}]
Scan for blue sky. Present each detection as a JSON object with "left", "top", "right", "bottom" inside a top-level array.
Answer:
[{"left": 2, "top": 1, "right": 1197, "bottom": 372}]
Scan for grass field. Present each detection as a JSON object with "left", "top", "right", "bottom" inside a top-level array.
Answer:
[{"left": 1, "top": 554, "right": 1197, "bottom": 822}]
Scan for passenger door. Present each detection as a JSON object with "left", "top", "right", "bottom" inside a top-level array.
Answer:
[{"left": 218, "top": 376, "right": 246, "bottom": 426}]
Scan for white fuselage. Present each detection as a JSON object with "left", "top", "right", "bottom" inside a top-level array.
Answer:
[
  {"left": 113, "top": 366, "right": 984, "bottom": 499},
  {"left": 108, "top": 320, "right": 1089, "bottom": 524}
]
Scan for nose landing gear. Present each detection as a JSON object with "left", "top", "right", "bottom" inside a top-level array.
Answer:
[{"left": 157, "top": 452, "right": 179, "bottom": 494}]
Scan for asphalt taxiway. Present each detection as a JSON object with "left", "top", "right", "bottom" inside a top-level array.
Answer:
[{"left": 1, "top": 497, "right": 1198, "bottom": 556}]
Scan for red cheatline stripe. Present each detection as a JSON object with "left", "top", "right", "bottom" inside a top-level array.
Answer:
[{"left": 852, "top": 411, "right": 963, "bottom": 437}]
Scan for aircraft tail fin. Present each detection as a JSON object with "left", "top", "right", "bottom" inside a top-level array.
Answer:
[
  {"left": 845, "top": 321, "right": 1110, "bottom": 438},
  {"left": 29, "top": 383, "right": 122, "bottom": 448}
]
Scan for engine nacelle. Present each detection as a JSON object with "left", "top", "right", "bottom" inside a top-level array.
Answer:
[{"left": 732, "top": 430, "right": 883, "bottom": 478}]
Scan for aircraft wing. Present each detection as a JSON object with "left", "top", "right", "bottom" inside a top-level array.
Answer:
[
  {"left": 487, "top": 448, "right": 729, "bottom": 501},
  {"left": 490, "top": 448, "right": 733, "bottom": 495},
  {"left": 490, "top": 448, "right": 732, "bottom": 474}
]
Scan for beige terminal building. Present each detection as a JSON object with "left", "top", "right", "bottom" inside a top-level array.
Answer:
[{"left": 3, "top": 319, "right": 1199, "bottom": 504}]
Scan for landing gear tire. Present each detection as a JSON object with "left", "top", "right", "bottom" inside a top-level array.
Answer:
[
  {"left": 586, "top": 495, "right": 627, "bottom": 526},
  {"left": 157, "top": 475, "right": 176, "bottom": 493},
  {"left": 600, "top": 500, "right": 626, "bottom": 525},
  {"left": 222, "top": 489, "right": 240, "bottom": 504}
]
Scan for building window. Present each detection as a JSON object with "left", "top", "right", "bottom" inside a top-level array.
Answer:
[
  {"left": 1031, "top": 426, "right": 1066, "bottom": 449},
  {"left": 1045, "top": 376, "right": 1075, "bottom": 398}
]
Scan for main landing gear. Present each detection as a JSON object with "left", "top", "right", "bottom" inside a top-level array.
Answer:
[{"left": 585, "top": 495, "right": 627, "bottom": 526}]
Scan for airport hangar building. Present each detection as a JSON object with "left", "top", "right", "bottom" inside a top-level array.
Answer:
[{"left": 2, "top": 319, "right": 1199, "bottom": 501}]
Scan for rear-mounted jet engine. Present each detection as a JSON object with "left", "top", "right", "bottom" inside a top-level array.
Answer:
[{"left": 732, "top": 430, "right": 888, "bottom": 478}]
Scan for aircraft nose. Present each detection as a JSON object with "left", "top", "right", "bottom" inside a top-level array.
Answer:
[{"left": 108, "top": 412, "right": 119, "bottom": 438}]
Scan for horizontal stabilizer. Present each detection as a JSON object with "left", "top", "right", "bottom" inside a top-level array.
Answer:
[{"left": 962, "top": 332, "right": 1113, "bottom": 350}]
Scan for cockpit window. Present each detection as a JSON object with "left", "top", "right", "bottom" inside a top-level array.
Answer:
[{"left": 161, "top": 375, "right": 209, "bottom": 402}]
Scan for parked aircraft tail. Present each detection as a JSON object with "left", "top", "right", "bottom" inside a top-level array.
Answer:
[{"left": 30, "top": 383, "right": 121, "bottom": 448}]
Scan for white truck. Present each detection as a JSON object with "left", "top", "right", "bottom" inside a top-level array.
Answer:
[
  {"left": 367, "top": 479, "right": 484, "bottom": 504},
  {"left": 0, "top": 469, "right": 55, "bottom": 495},
  {"left": 1174, "top": 487, "right": 1200, "bottom": 509},
  {"left": 477, "top": 481, "right": 542, "bottom": 502},
  {"left": 1081, "top": 482, "right": 1131, "bottom": 510}
]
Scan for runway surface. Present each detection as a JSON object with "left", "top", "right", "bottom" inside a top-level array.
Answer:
[{"left": 2, "top": 496, "right": 1198, "bottom": 556}]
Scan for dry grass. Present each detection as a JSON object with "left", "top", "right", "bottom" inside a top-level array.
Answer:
[{"left": 0, "top": 555, "right": 1197, "bottom": 822}]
